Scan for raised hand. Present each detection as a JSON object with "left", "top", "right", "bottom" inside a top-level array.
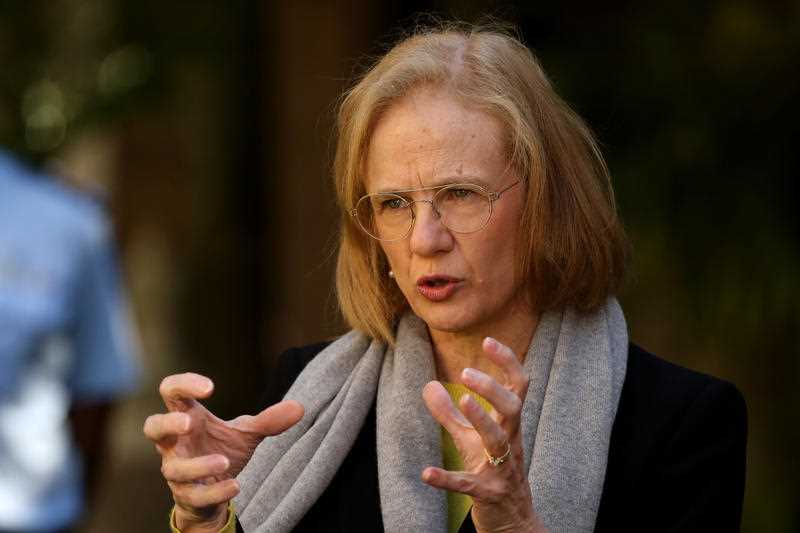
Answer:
[
  {"left": 143, "top": 372, "right": 303, "bottom": 531},
  {"left": 421, "top": 337, "right": 547, "bottom": 533}
]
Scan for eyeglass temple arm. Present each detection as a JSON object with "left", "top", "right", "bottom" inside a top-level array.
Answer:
[{"left": 491, "top": 179, "right": 522, "bottom": 200}]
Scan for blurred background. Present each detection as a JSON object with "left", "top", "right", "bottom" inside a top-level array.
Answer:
[{"left": 0, "top": 1, "right": 796, "bottom": 531}]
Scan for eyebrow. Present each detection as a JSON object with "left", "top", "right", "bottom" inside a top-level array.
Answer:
[{"left": 372, "top": 176, "right": 493, "bottom": 194}]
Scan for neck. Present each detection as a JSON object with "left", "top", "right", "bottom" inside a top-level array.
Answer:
[{"left": 429, "top": 301, "right": 539, "bottom": 383}]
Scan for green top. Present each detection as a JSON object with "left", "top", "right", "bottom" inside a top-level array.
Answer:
[{"left": 441, "top": 382, "right": 492, "bottom": 533}]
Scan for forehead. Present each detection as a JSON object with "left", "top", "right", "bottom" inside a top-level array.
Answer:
[{"left": 364, "top": 87, "right": 509, "bottom": 193}]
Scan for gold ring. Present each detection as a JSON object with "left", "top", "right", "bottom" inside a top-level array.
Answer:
[{"left": 484, "top": 441, "right": 512, "bottom": 467}]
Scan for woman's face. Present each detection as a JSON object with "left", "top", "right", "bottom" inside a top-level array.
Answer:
[{"left": 364, "top": 87, "right": 528, "bottom": 336}]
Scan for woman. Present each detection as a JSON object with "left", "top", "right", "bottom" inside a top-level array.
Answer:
[{"left": 144, "top": 24, "right": 747, "bottom": 533}]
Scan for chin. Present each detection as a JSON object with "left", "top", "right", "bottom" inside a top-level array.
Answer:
[{"left": 411, "top": 302, "right": 479, "bottom": 334}]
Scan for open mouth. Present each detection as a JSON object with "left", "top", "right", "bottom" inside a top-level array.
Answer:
[
  {"left": 421, "top": 278, "right": 451, "bottom": 287},
  {"left": 416, "top": 275, "right": 462, "bottom": 302}
]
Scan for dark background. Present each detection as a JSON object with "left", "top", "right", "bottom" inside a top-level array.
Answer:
[{"left": 0, "top": 1, "right": 797, "bottom": 531}]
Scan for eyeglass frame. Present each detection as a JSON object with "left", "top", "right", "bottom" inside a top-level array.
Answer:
[{"left": 350, "top": 179, "right": 523, "bottom": 242}]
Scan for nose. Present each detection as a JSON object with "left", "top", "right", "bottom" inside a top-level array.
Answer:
[{"left": 408, "top": 200, "right": 454, "bottom": 256}]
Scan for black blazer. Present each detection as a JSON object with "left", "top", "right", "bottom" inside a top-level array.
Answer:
[{"left": 237, "top": 343, "right": 746, "bottom": 532}]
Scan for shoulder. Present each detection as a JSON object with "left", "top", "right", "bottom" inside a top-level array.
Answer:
[
  {"left": 619, "top": 343, "right": 747, "bottom": 436},
  {"left": 0, "top": 162, "right": 109, "bottom": 246},
  {"left": 597, "top": 343, "right": 747, "bottom": 531}
]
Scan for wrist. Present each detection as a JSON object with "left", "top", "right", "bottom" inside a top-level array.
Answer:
[
  {"left": 471, "top": 504, "right": 548, "bottom": 533},
  {"left": 173, "top": 503, "right": 230, "bottom": 532}
]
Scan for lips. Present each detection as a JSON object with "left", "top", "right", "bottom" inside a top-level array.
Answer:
[{"left": 416, "top": 274, "right": 463, "bottom": 302}]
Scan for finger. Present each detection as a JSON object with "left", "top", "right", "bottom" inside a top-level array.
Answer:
[
  {"left": 460, "top": 367, "right": 521, "bottom": 419},
  {"left": 143, "top": 412, "right": 192, "bottom": 444},
  {"left": 422, "top": 467, "right": 480, "bottom": 497},
  {"left": 422, "top": 381, "right": 473, "bottom": 440},
  {"left": 162, "top": 454, "right": 230, "bottom": 483},
  {"left": 230, "top": 400, "right": 305, "bottom": 437},
  {"left": 459, "top": 394, "right": 508, "bottom": 457},
  {"left": 171, "top": 478, "right": 240, "bottom": 510},
  {"left": 483, "top": 337, "right": 530, "bottom": 399},
  {"left": 423, "top": 466, "right": 514, "bottom": 505},
  {"left": 159, "top": 373, "right": 215, "bottom": 411}
]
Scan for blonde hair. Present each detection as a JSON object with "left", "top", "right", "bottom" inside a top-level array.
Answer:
[{"left": 334, "top": 22, "right": 629, "bottom": 343}]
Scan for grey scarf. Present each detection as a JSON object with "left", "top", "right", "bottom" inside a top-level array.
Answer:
[{"left": 235, "top": 298, "right": 628, "bottom": 533}]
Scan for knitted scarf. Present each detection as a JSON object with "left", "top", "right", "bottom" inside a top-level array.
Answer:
[{"left": 234, "top": 298, "right": 628, "bottom": 533}]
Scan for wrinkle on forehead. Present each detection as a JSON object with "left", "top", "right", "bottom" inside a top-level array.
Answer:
[{"left": 365, "top": 88, "right": 507, "bottom": 192}]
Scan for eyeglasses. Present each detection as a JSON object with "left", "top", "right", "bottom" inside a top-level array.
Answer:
[{"left": 351, "top": 180, "right": 521, "bottom": 242}]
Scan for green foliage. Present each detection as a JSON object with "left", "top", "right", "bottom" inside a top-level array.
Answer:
[{"left": 0, "top": 1, "right": 161, "bottom": 159}]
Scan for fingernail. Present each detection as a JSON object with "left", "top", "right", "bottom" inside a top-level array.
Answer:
[
  {"left": 484, "top": 337, "right": 497, "bottom": 349},
  {"left": 462, "top": 367, "right": 478, "bottom": 381}
]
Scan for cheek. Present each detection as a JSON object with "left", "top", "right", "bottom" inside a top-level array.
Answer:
[
  {"left": 380, "top": 242, "right": 405, "bottom": 270},
  {"left": 468, "top": 221, "right": 521, "bottom": 286},
  {"left": 471, "top": 243, "right": 516, "bottom": 287}
]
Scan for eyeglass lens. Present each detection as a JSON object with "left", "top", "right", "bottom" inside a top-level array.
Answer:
[{"left": 354, "top": 184, "right": 493, "bottom": 241}]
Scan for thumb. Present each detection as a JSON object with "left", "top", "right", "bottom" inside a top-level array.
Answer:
[{"left": 231, "top": 400, "right": 304, "bottom": 438}]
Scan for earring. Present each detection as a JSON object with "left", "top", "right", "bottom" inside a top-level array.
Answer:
[{"left": 388, "top": 270, "right": 395, "bottom": 278}]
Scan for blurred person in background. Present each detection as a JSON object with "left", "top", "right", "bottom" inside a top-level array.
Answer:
[
  {"left": 145, "top": 23, "right": 747, "bottom": 533},
  {"left": 0, "top": 149, "right": 139, "bottom": 533}
]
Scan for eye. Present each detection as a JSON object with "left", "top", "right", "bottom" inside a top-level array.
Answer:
[
  {"left": 440, "top": 186, "right": 477, "bottom": 202},
  {"left": 380, "top": 196, "right": 406, "bottom": 210},
  {"left": 450, "top": 187, "right": 473, "bottom": 199}
]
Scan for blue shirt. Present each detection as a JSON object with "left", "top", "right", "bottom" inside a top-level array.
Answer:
[{"left": 0, "top": 151, "right": 139, "bottom": 531}]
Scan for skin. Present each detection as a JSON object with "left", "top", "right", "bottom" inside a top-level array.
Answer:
[
  {"left": 365, "top": 86, "right": 537, "bottom": 383},
  {"left": 143, "top": 373, "right": 303, "bottom": 531},
  {"left": 367, "top": 86, "right": 546, "bottom": 532},
  {"left": 144, "top": 86, "right": 547, "bottom": 532}
]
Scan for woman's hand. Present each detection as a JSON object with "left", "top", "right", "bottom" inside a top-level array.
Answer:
[
  {"left": 143, "top": 373, "right": 304, "bottom": 532},
  {"left": 422, "top": 337, "right": 547, "bottom": 533}
]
